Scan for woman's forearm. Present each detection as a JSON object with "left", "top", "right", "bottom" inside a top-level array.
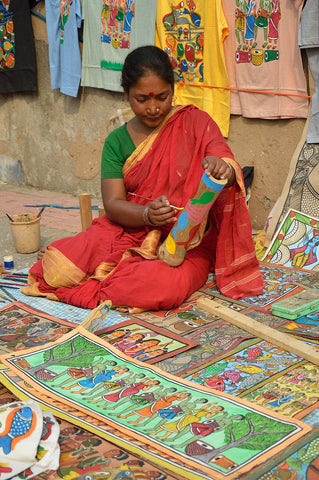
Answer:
[{"left": 104, "top": 198, "right": 146, "bottom": 227}]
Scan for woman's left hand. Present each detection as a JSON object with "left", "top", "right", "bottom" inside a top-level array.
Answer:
[{"left": 202, "top": 156, "right": 235, "bottom": 185}]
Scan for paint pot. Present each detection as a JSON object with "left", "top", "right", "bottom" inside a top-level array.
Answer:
[
  {"left": 9, "top": 213, "right": 41, "bottom": 254},
  {"left": 3, "top": 255, "right": 14, "bottom": 269}
]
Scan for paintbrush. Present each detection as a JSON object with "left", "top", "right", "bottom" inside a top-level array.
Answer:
[
  {"left": 0, "top": 292, "right": 10, "bottom": 302},
  {"left": 2, "top": 277, "right": 28, "bottom": 284},
  {"left": 0, "top": 282, "right": 22, "bottom": 289},
  {"left": 0, "top": 287, "right": 16, "bottom": 301},
  {"left": 5, "top": 213, "right": 14, "bottom": 222},
  {"left": 2, "top": 272, "right": 28, "bottom": 278},
  {"left": 127, "top": 192, "right": 184, "bottom": 210},
  {"left": 36, "top": 206, "right": 45, "bottom": 218}
]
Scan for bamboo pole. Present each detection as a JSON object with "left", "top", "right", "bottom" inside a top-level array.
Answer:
[
  {"left": 197, "top": 297, "right": 319, "bottom": 366},
  {"left": 79, "top": 192, "right": 93, "bottom": 231}
]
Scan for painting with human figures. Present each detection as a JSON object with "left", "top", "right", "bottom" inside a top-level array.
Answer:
[
  {"left": 0, "top": 327, "right": 311, "bottom": 480},
  {"left": 96, "top": 318, "right": 199, "bottom": 364},
  {"left": 0, "top": 302, "right": 75, "bottom": 354},
  {"left": 263, "top": 210, "right": 319, "bottom": 271}
]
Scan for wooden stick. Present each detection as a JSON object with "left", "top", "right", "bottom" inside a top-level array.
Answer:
[
  {"left": 197, "top": 297, "right": 319, "bottom": 366},
  {"left": 79, "top": 193, "right": 93, "bottom": 232},
  {"left": 98, "top": 205, "right": 105, "bottom": 217},
  {"left": 80, "top": 300, "right": 112, "bottom": 333}
]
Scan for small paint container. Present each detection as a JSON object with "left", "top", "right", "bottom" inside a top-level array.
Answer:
[{"left": 3, "top": 255, "right": 14, "bottom": 269}]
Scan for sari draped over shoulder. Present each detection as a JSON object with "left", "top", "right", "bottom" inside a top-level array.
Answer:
[{"left": 22, "top": 105, "right": 263, "bottom": 310}]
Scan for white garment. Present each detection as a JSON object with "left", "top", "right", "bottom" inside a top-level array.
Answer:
[
  {"left": 0, "top": 401, "right": 59, "bottom": 480},
  {"left": 81, "top": 0, "right": 157, "bottom": 92}
]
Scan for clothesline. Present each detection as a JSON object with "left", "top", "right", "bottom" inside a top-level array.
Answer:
[{"left": 177, "top": 82, "right": 312, "bottom": 99}]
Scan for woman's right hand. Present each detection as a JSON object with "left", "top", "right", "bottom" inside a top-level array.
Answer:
[{"left": 147, "top": 195, "right": 178, "bottom": 226}]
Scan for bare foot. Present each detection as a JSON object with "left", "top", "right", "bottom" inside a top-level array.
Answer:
[{"left": 37, "top": 247, "right": 46, "bottom": 260}]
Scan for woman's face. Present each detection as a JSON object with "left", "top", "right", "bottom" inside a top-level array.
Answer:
[{"left": 127, "top": 73, "right": 173, "bottom": 129}]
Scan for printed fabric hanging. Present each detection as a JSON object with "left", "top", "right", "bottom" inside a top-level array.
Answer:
[
  {"left": 155, "top": 0, "right": 231, "bottom": 137},
  {"left": 45, "top": 0, "right": 82, "bottom": 97},
  {"left": 0, "top": 0, "right": 37, "bottom": 93},
  {"left": 81, "top": 0, "right": 157, "bottom": 92},
  {"left": 222, "top": 0, "right": 309, "bottom": 119}
]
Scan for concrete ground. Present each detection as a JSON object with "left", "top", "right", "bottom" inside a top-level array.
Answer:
[{"left": 0, "top": 182, "right": 100, "bottom": 272}]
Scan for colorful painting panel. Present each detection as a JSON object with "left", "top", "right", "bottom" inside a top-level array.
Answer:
[
  {"left": 243, "top": 362, "right": 319, "bottom": 422},
  {"left": 263, "top": 209, "right": 319, "bottom": 270},
  {"left": 295, "top": 270, "right": 319, "bottom": 290},
  {"left": 136, "top": 292, "right": 220, "bottom": 335},
  {"left": 278, "top": 313, "right": 319, "bottom": 342},
  {"left": 0, "top": 327, "right": 311, "bottom": 480},
  {"left": 97, "top": 318, "right": 199, "bottom": 364},
  {"left": 182, "top": 339, "right": 302, "bottom": 397},
  {"left": 156, "top": 322, "right": 256, "bottom": 377},
  {"left": 200, "top": 262, "right": 310, "bottom": 309},
  {"left": 241, "top": 306, "right": 290, "bottom": 329},
  {"left": 0, "top": 302, "right": 76, "bottom": 355},
  {"left": 265, "top": 140, "right": 319, "bottom": 246},
  {"left": 258, "top": 262, "right": 312, "bottom": 283}
]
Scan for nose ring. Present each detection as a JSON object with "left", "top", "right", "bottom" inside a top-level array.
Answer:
[{"left": 156, "top": 108, "right": 160, "bottom": 113}]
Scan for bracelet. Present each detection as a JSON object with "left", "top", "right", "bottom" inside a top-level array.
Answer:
[
  {"left": 224, "top": 161, "right": 234, "bottom": 179},
  {"left": 143, "top": 206, "right": 155, "bottom": 226}
]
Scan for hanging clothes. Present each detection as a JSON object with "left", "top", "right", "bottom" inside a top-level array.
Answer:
[
  {"left": 155, "top": 0, "right": 231, "bottom": 137},
  {"left": 299, "top": 0, "right": 319, "bottom": 143},
  {"left": 81, "top": 0, "right": 157, "bottom": 92},
  {"left": 45, "top": 0, "right": 82, "bottom": 98},
  {"left": 222, "top": 0, "right": 309, "bottom": 119},
  {"left": 0, "top": 0, "right": 37, "bottom": 93}
]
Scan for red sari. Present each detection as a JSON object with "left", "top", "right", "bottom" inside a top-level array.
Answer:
[{"left": 23, "top": 105, "right": 263, "bottom": 310}]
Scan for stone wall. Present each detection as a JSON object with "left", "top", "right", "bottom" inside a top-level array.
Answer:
[{"left": 0, "top": 4, "right": 310, "bottom": 230}]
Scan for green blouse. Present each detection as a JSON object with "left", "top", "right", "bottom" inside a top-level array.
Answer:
[{"left": 101, "top": 123, "right": 136, "bottom": 179}]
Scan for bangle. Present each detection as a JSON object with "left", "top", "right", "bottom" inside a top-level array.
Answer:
[
  {"left": 143, "top": 206, "right": 155, "bottom": 226},
  {"left": 224, "top": 161, "right": 234, "bottom": 179}
]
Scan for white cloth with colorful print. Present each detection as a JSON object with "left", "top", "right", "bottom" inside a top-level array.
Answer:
[{"left": 0, "top": 401, "right": 60, "bottom": 480}]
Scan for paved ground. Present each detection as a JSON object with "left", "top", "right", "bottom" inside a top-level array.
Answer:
[{"left": 0, "top": 182, "right": 100, "bottom": 272}]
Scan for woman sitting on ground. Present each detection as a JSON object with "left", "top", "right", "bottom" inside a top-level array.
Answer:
[{"left": 23, "top": 46, "right": 263, "bottom": 311}]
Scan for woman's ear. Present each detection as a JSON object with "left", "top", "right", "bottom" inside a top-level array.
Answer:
[{"left": 124, "top": 91, "right": 129, "bottom": 101}]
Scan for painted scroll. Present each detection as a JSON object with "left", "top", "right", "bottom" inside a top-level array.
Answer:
[
  {"left": 265, "top": 129, "right": 319, "bottom": 247},
  {"left": 263, "top": 210, "right": 319, "bottom": 270},
  {"left": 159, "top": 173, "right": 227, "bottom": 266},
  {"left": 0, "top": 326, "right": 311, "bottom": 480},
  {"left": 182, "top": 338, "right": 302, "bottom": 397},
  {"left": 0, "top": 302, "right": 76, "bottom": 355},
  {"left": 96, "top": 318, "right": 199, "bottom": 364},
  {"left": 200, "top": 262, "right": 312, "bottom": 309}
]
